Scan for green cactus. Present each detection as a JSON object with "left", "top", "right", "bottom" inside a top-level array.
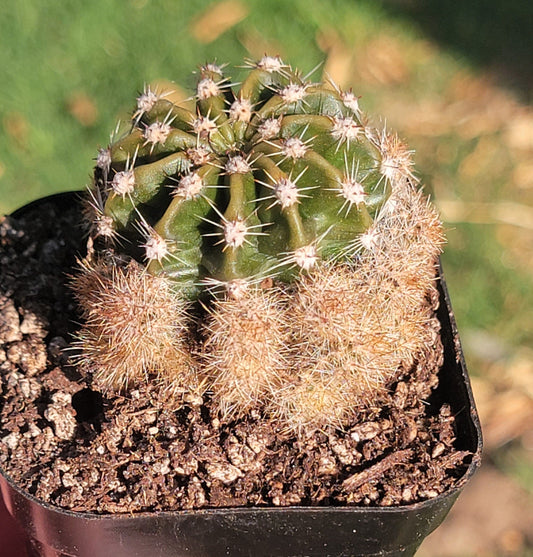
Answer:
[
  {"left": 77, "top": 56, "right": 444, "bottom": 432},
  {"left": 91, "top": 56, "right": 391, "bottom": 297}
]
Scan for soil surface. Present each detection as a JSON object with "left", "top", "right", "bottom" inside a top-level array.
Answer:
[{"left": 0, "top": 195, "right": 473, "bottom": 513}]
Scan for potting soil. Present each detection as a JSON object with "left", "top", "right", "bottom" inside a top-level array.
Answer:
[{"left": 0, "top": 198, "right": 472, "bottom": 513}]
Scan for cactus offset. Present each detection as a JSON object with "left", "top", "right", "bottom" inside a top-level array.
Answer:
[
  {"left": 72, "top": 257, "right": 196, "bottom": 396},
  {"left": 76, "top": 56, "right": 444, "bottom": 432}
]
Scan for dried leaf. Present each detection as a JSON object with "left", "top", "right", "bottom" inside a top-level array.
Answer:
[
  {"left": 190, "top": 1, "right": 248, "bottom": 44},
  {"left": 317, "top": 29, "right": 353, "bottom": 89},
  {"left": 67, "top": 92, "right": 98, "bottom": 127}
]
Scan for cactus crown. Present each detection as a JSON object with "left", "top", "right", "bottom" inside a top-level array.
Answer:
[
  {"left": 91, "top": 56, "right": 398, "bottom": 297},
  {"left": 79, "top": 56, "right": 444, "bottom": 433}
]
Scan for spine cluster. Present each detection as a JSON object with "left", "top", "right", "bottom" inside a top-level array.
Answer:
[{"left": 75, "top": 56, "right": 445, "bottom": 432}]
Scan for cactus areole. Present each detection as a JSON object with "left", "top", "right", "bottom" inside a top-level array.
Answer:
[{"left": 80, "top": 56, "right": 445, "bottom": 432}]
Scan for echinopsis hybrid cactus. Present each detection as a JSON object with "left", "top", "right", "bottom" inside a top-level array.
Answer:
[{"left": 75, "top": 55, "right": 444, "bottom": 432}]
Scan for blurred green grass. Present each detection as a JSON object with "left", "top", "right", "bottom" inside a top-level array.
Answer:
[
  {"left": 1, "top": 1, "right": 532, "bottom": 554},
  {"left": 0, "top": 0, "right": 350, "bottom": 212}
]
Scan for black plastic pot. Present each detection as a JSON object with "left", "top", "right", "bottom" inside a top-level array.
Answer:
[{"left": 0, "top": 193, "right": 482, "bottom": 557}]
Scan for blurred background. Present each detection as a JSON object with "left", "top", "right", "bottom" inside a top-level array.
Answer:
[{"left": 0, "top": 1, "right": 531, "bottom": 554}]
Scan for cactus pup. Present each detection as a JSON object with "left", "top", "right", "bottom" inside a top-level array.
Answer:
[{"left": 75, "top": 55, "right": 444, "bottom": 432}]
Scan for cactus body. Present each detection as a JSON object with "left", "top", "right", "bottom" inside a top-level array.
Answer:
[
  {"left": 78, "top": 56, "right": 445, "bottom": 432},
  {"left": 93, "top": 57, "right": 391, "bottom": 297}
]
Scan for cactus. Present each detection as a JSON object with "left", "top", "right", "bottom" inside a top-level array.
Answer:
[{"left": 76, "top": 55, "right": 444, "bottom": 432}]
